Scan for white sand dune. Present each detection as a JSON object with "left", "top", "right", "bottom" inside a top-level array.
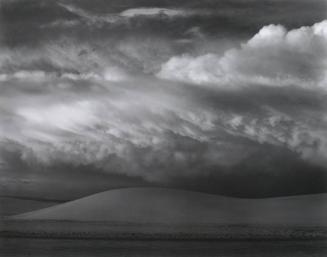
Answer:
[{"left": 12, "top": 188, "right": 327, "bottom": 226}]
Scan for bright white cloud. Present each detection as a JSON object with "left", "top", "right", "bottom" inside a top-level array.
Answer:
[
  {"left": 120, "top": 8, "right": 189, "bottom": 17},
  {"left": 157, "top": 20, "right": 327, "bottom": 89},
  {"left": 17, "top": 101, "right": 98, "bottom": 132}
]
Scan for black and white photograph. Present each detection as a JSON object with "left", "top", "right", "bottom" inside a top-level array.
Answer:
[{"left": 0, "top": 0, "right": 327, "bottom": 256}]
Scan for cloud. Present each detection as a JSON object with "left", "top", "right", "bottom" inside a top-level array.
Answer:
[
  {"left": 17, "top": 100, "right": 98, "bottom": 133},
  {"left": 2, "top": 76, "right": 326, "bottom": 184},
  {"left": 40, "top": 20, "right": 80, "bottom": 29},
  {"left": 57, "top": 4, "right": 206, "bottom": 27},
  {"left": 1, "top": 2, "right": 327, "bottom": 197},
  {"left": 0, "top": 70, "right": 49, "bottom": 82},
  {"left": 2, "top": 0, "right": 326, "bottom": 48},
  {"left": 157, "top": 20, "right": 327, "bottom": 89},
  {"left": 57, "top": 3, "right": 121, "bottom": 25},
  {"left": 120, "top": 8, "right": 196, "bottom": 18},
  {"left": 0, "top": 40, "right": 132, "bottom": 84}
]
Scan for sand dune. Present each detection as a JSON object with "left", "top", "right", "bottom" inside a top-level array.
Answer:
[
  {"left": 0, "top": 196, "right": 62, "bottom": 217},
  {"left": 11, "top": 188, "right": 327, "bottom": 226}
]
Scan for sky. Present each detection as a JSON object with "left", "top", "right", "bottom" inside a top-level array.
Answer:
[{"left": 0, "top": 0, "right": 327, "bottom": 200}]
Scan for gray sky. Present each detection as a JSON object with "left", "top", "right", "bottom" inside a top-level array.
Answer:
[{"left": 0, "top": 0, "right": 327, "bottom": 200}]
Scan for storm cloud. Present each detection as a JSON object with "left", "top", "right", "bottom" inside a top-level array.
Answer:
[{"left": 0, "top": 0, "right": 327, "bottom": 199}]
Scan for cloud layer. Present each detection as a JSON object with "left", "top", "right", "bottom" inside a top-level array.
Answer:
[{"left": 1, "top": 0, "right": 327, "bottom": 198}]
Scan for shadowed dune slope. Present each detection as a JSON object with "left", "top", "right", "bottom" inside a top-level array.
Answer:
[{"left": 11, "top": 188, "right": 327, "bottom": 226}]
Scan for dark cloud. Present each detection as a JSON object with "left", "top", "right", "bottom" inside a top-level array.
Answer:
[
  {"left": 0, "top": 140, "right": 149, "bottom": 200},
  {"left": 1, "top": 134, "right": 327, "bottom": 199},
  {"left": 171, "top": 145, "right": 327, "bottom": 198}
]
